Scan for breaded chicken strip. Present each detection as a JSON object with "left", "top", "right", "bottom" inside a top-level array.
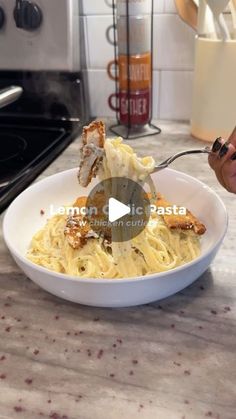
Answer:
[
  {"left": 64, "top": 193, "right": 111, "bottom": 249},
  {"left": 64, "top": 196, "right": 98, "bottom": 249},
  {"left": 78, "top": 120, "right": 105, "bottom": 187},
  {"left": 156, "top": 193, "right": 206, "bottom": 235}
]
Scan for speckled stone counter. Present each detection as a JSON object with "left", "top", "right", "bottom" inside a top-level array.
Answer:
[{"left": 0, "top": 121, "right": 235, "bottom": 419}]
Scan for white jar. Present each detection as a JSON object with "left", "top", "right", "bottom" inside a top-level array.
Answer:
[{"left": 191, "top": 37, "right": 236, "bottom": 142}]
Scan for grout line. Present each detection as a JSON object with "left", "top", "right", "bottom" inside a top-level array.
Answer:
[
  {"left": 84, "top": 68, "right": 194, "bottom": 72},
  {"left": 158, "top": 70, "right": 162, "bottom": 119},
  {"left": 79, "top": 13, "right": 177, "bottom": 17},
  {"left": 83, "top": 16, "right": 91, "bottom": 69}
]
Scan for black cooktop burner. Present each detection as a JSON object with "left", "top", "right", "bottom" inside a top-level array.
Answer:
[
  {"left": 0, "top": 118, "right": 82, "bottom": 213},
  {"left": 0, "top": 134, "right": 27, "bottom": 163}
]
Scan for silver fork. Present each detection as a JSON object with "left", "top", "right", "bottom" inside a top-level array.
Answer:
[
  {"left": 80, "top": 144, "right": 212, "bottom": 179},
  {"left": 153, "top": 146, "right": 211, "bottom": 173}
]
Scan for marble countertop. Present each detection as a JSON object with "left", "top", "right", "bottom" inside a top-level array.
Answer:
[{"left": 0, "top": 121, "right": 235, "bottom": 419}]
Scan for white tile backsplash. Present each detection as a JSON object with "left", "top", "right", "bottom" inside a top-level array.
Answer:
[
  {"left": 81, "top": 0, "right": 113, "bottom": 15},
  {"left": 86, "top": 16, "right": 114, "bottom": 68},
  {"left": 81, "top": 0, "right": 165, "bottom": 15},
  {"left": 160, "top": 71, "right": 193, "bottom": 120},
  {"left": 153, "top": 14, "right": 195, "bottom": 70},
  {"left": 86, "top": 14, "right": 195, "bottom": 70},
  {"left": 152, "top": 70, "right": 161, "bottom": 119},
  {"left": 154, "top": 0, "right": 165, "bottom": 13},
  {"left": 164, "top": 0, "right": 177, "bottom": 13},
  {"left": 81, "top": 0, "right": 196, "bottom": 120},
  {"left": 87, "top": 70, "right": 116, "bottom": 117}
]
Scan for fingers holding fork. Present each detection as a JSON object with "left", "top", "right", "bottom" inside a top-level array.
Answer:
[{"left": 209, "top": 130, "right": 236, "bottom": 193}]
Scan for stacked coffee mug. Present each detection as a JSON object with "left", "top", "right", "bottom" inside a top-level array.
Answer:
[{"left": 107, "top": 0, "right": 152, "bottom": 127}]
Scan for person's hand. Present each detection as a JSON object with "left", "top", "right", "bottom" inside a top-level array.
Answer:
[{"left": 208, "top": 126, "right": 236, "bottom": 193}]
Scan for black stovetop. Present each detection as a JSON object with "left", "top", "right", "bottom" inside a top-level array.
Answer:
[
  {"left": 0, "top": 70, "right": 88, "bottom": 213},
  {"left": 0, "top": 117, "right": 82, "bottom": 213}
]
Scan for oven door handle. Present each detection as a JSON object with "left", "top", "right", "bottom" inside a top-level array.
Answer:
[
  {"left": 0, "top": 86, "right": 23, "bottom": 109},
  {"left": 0, "top": 168, "right": 31, "bottom": 189}
]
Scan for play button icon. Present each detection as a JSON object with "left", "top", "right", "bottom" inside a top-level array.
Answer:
[
  {"left": 85, "top": 177, "right": 151, "bottom": 242},
  {"left": 108, "top": 197, "right": 130, "bottom": 223}
]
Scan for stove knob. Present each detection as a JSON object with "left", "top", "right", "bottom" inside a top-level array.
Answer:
[
  {"left": 14, "top": 0, "right": 42, "bottom": 31},
  {"left": 0, "top": 7, "right": 5, "bottom": 29}
]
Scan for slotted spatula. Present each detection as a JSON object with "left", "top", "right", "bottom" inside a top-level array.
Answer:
[
  {"left": 193, "top": 0, "right": 217, "bottom": 38},
  {"left": 205, "top": 0, "right": 231, "bottom": 39}
]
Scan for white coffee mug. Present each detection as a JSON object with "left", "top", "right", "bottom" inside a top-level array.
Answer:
[
  {"left": 117, "top": 15, "right": 151, "bottom": 54},
  {"left": 106, "top": 15, "right": 151, "bottom": 55},
  {"left": 117, "top": 0, "right": 152, "bottom": 16}
]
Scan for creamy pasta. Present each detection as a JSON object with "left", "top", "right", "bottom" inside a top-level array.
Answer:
[{"left": 27, "top": 137, "right": 202, "bottom": 278}]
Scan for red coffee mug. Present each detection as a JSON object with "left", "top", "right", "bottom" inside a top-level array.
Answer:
[{"left": 108, "top": 89, "right": 150, "bottom": 126}]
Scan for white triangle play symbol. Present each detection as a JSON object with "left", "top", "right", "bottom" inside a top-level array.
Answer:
[{"left": 108, "top": 197, "right": 131, "bottom": 223}]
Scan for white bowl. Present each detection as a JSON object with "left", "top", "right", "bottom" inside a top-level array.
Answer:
[{"left": 3, "top": 168, "right": 228, "bottom": 308}]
